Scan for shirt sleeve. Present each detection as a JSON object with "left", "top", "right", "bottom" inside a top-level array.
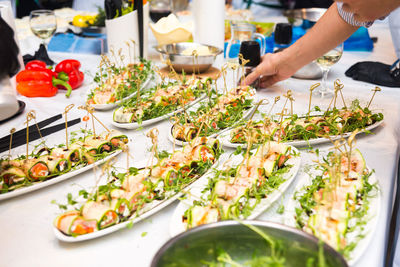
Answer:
[{"left": 336, "top": 2, "right": 374, "bottom": 28}]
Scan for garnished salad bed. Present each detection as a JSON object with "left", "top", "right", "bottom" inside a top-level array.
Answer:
[
  {"left": 292, "top": 147, "right": 378, "bottom": 261},
  {"left": 112, "top": 77, "right": 211, "bottom": 125},
  {"left": 229, "top": 100, "right": 383, "bottom": 145},
  {"left": 0, "top": 129, "right": 128, "bottom": 194},
  {"left": 54, "top": 137, "right": 222, "bottom": 238},
  {"left": 172, "top": 141, "right": 299, "bottom": 231},
  {"left": 171, "top": 85, "right": 256, "bottom": 143},
  {"left": 86, "top": 58, "right": 153, "bottom": 105}
]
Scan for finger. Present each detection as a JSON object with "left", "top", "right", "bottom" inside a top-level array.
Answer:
[{"left": 243, "top": 67, "right": 262, "bottom": 86}]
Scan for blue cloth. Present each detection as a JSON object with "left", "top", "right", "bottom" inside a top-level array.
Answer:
[{"left": 48, "top": 33, "right": 107, "bottom": 55}]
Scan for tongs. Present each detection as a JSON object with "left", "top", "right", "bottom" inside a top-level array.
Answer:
[{"left": 0, "top": 114, "right": 81, "bottom": 154}]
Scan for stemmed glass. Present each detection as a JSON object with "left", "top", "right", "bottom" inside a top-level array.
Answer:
[
  {"left": 314, "top": 43, "right": 344, "bottom": 98},
  {"left": 150, "top": 0, "right": 173, "bottom": 23},
  {"left": 29, "top": 10, "right": 57, "bottom": 47}
]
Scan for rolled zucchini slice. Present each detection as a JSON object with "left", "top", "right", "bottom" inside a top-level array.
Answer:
[
  {"left": 163, "top": 168, "right": 179, "bottom": 186},
  {"left": 54, "top": 211, "right": 98, "bottom": 236},
  {"left": 25, "top": 160, "right": 50, "bottom": 181},
  {"left": 104, "top": 129, "right": 128, "bottom": 148},
  {"left": 111, "top": 198, "right": 132, "bottom": 218},
  {"left": 51, "top": 147, "right": 81, "bottom": 166},
  {"left": 41, "top": 156, "right": 71, "bottom": 175},
  {"left": 192, "top": 145, "right": 215, "bottom": 162},
  {"left": 0, "top": 167, "right": 26, "bottom": 185},
  {"left": 84, "top": 136, "right": 113, "bottom": 154},
  {"left": 82, "top": 201, "right": 119, "bottom": 229},
  {"left": 113, "top": 107, "right": 135, "bottom": 123}
]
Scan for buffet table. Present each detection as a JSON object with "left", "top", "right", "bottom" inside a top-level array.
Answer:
[{"left": 1, "top": 20, "right": 399, "bottom": 267}]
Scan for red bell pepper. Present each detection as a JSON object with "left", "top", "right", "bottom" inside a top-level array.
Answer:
[
  {"left": 55, "top": 59, "right": 84, "bottom": 90},
  {"left": 16, "top": 69, "right": 72, "bottom": 98}
]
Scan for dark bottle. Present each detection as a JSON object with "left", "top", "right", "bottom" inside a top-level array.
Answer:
[
  {"left": 274, "top": 23, "right": 292, "bottom": 53},
  {"left": 239, "top": 40, "right": 261, "bottom": 88}
]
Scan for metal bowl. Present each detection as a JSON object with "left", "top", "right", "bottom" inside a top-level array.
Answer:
[
  {"left": 151, "top": 220, "right": 348, "bottom": 267},
  {"left": 155, "top": 42, "right": 222, "bottom": 74}
]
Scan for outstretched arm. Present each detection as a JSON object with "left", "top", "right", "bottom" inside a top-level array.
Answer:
[{"left": 244, "top": 3, "right": 359, "bottom": 87}]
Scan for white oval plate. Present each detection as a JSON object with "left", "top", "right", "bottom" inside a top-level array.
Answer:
[
  {"left": 111, "top": 94, "right": 207, "bottom": 130},
  {"left": 53, "top": 156, "right": 221, "bottom": 242},
  {"left": 169, "top": 145, "right": 301, "bottom": 237},
  {"left": 0, "top": 150, "right": 122, "bottom": 201},
  {"left": 218, "top": 119, "right": 384, "bottom": 149},
  {"left": 88, "top": 74, "right": 154, "bottom": 111},
  {"left": 284, "top": 163, "right": 380, "bottom": 266},
  {"left": 168, "top": 104, "right": 258, "bottom": 147}
]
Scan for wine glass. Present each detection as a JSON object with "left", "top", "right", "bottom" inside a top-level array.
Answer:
[
  {"left": 314, "top": 43, "right": 344, "bottom": 98},
  {"left": 150, "top": 0, "right": 172, "bottom": 23},
  {"left": 29, "top": 10, "right": 57, "bottom": 46}
]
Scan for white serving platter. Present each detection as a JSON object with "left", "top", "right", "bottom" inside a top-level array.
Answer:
[
  {"left": 111, "top": 94, "right": 207, "bottom": 130},
  {"left": 169, "top": 144, "right": 301, "bottom": 236},
  {"left": 167, "top": 94, "right": 259, "bottom": 147},
  {"left": 284, "top": 162, "right": 380, "bottom": 266},
  {"left": 0, "top": 150, "right": 122, "bottom": 201},
  {"left": 88, "top": 74, "right": 153, "bottom": 111},
  {"left": 218, "top": 119, "right": 384, "bottom": 149},
  {"left": 53, "top": 155, "right": 221, "bottom": 242}
]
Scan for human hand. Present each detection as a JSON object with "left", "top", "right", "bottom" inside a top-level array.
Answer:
[{"left": 243, "top": 52, "right": 296, "bottom": 88}]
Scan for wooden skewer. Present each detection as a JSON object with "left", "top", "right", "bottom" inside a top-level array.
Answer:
[
  {"left": 367, "top": 86, "right": 381, "bottom": 109},
  {"left": 8, "top": 128, "right": 15, "bottom": 160},
  {"left": 63, "top": 104, "right": 75, "bottom": 149}
]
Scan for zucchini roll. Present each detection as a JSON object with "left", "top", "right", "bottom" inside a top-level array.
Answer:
[
  {"left": 111, "top": 198, "right": 132, "bottom": 217},
  {"left": 113, "top": 107, "right": 135, "bottom": 123},
  {"left": 84, "top": 136, "right": 113, "bottom": 154},
  {"left": 54, "top": 211, "right": 98, "bottom": 236},
  {"left": 24, "top": 160, "right": 50, "bottom": 181},
  {"left": 101, "top": 129, "right": 128, "bottom": 148},
  {"left": 192, "top": 145, "right": 215, "bottom": 162},
  {"left": 82, "top": 201, "right": 119, "bottom": 229},
  {"left": 0, "top": 167, "right": 26, "bottom": 185},
  {"left": 40, "top": 156, "right": 71, "bottom": 175},
  {"left": 51, "top": 147, "right": 81, "bottom": 166}
]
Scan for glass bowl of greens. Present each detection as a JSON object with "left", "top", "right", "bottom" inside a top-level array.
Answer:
[{"left": 151, "top": 220, "right": 348, "bottom": 267}]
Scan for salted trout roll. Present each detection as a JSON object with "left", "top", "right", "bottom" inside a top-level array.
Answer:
[
  {"left": 111, "top": 198, "right": 131, "bottom": 217},
  {"left": 192, "top": 145, "right": 215, "bottom": 162},
  {"left": 0, "top": 167, "right": 26, "bottom": 185},
  {"left": 24, "top": 160, "right": 50, "bottom": 181},
  {"left": 40, "top": 156, "right": 70, "bottom": 175},
  {"left": 84, "top": 136, "right": 112, "bottom": 154},
  {"left": 54, "top": 211, "right": 98, "bottom": 236},
  {"left": 81, "top": 201, "right": 119, "bottom": 229},
  {"left": 101, "top": 129, "right": 128, "bottom": 148},
  {"left": 51, "top": 147, "right": 81, "bottom": 166},
  {"left": 206, "top": 138, "right": 221, "bottom": 155},
  {"left": 113, "top": 107, "right": 135, "bottom": 123}
]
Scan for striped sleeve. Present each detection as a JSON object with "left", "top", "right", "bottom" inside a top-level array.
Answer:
[{"left": 336, "top": 2, "right": 374, "bottom": 28}]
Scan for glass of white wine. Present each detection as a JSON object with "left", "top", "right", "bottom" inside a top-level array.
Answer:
[
  {"left": 29, "top": 10, "right": 57, "bottom": 46},
  {"left": 314, "top": 43, "right": 344, "bottom": 98}
]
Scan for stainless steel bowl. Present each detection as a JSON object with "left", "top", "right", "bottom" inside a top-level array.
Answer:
[
  {"left": 155, "top": 42, "right": 223, "bottom": 74},
  {"left": 151, "top": 220, "right": 348, "bottom": 267}
]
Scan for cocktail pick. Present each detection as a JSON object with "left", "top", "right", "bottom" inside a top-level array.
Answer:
[
  {"left": 334, "top": 79, "right": 346, "bottom": 109},
  {"left": 308, "top": 83, "right": 320, "bottom": 116},
  {"left": 367, "top": 86, "right": 381, "bottom": 109},
  {"left": 146, "top": 128, "right": 159, "bottom": 172},
  {"left": 267, "top": 96, "right": 280, "bottom": 117},
  {"left": 24, "top": 111, "right": 35, "bottom": 159},
  {"left": 63, "top": 104, "right": 75, "bottom": 149},
  {"left": 238, "top": 53, "right": 250, "bottom": 86},
  {"left": 8, "top": 128, "right": 15, "bottom": 160}
]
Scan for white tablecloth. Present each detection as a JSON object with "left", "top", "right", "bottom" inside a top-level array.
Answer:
[{"left": 1, "top": 21, "right": 399, "bottom": 267}]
